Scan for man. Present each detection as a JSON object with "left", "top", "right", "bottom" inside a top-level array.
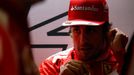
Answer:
[{"left": 39, "top": 0, "right": 128, "bottom": 75}]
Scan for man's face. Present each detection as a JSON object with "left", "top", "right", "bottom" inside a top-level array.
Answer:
[{"left": 71, "top": 25, "right": 106, "bottom": 62}]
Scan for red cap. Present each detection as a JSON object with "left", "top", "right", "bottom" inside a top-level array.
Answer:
[{"left": 62, "top": 0, "right": 109, "bottom": 26}]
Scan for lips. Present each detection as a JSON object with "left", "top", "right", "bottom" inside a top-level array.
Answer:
[{"left": 79, "top": 47, "right": 94, "bottom": 51}]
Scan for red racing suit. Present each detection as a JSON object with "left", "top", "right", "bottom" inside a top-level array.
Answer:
[{"left": 39, "top": 48, "right": 119, "bottom": 75}]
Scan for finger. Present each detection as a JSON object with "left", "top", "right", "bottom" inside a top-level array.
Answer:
[
  {"left": 115, "top": 32, "right": 128, "bottom": 48},
  {"left": 66, "top": 60, "right": 89, "bottom": 75},
  {"left": 68, "top": 60, "right": 82, "bottom": 66},
  {"left": 60, "top": 65, "right": 75, "bottom": 75},
  {"left": 120, "top": 34, "right": 128, "bottom": 47},
  {"left": 108, "top": 28, "right": 117, "bottom": 42},
  {"left": 65, "top": 63, "right": 81, "bottom": 75}
]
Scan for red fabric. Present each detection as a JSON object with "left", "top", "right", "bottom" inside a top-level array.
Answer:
[
  {"left": 39, "top": 48, "right": 118, "bottom": 75},
  {"left": 114, "top": 48, "right": 126, "bottom": 74},
  {"left": 0, "top": 26, "right": 19, "bottom": 75}
]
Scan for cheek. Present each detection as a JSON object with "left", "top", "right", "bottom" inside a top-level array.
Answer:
[
  {"left": 72, "top": 36, "right": 80, "bottom": 48},
  {"left": 90, "top": 35, "right": 104, "bottom": 46},
  {"left": 94, "top": 37, "right": 102, "bottom": 43}
]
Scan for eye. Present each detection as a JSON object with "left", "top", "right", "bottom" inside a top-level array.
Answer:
[
  {"left": 86, "top": 27, "right": 99, "bottom": 33},
  {"left": 87, "top": 27, "right": 95, "bottom": 33},
  {"left": 72, "top": 27, "right": 80, "bottom": 33}
]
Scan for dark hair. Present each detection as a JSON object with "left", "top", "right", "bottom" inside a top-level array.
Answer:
[
  {"left": 101, "top": 22, "right": 112, "bottom": 46},
  {"left": 102, "top": 22, "right": 111, "bottom": 34}
]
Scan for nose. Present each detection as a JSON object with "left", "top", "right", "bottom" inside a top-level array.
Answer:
[{"left": 80, "top": 30, "right": 90, "bottom": 45}]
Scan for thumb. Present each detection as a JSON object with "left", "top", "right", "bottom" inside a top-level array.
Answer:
[{"left": 108, "top": 28, "right": 117, "bottom": 43}]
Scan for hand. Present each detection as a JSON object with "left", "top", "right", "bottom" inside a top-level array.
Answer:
[
  {"left": 59, "top": 60, "right": 89, "bottom": 75},
  {"left": 109, "top": 28, "right": 128, "bottom": 53},
  {"left": 108, "top": 28, "right": 128, "bottom": 74}
]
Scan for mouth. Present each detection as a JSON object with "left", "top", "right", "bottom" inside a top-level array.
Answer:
[{"left": 79, "top": 47, "right": 94, "bottom": 51}]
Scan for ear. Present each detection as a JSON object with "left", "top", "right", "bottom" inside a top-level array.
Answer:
[
  {"left": 70, "top": 32, "right": 73, "bottom": 38},
  {"left": 69, "top": 27, "right": 73, "bottom": 38}
]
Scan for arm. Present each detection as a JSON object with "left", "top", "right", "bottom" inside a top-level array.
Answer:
[
  {"left": 39, "top": 59, "right": 59, "bottom": 75},
  {"left": 109, "top": 28, "right": 128, "bottom": 73}
]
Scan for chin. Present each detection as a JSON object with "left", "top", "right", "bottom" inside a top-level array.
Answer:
[
  {"left": 77, "top": 49, "right": 100, "bottom": 62},
  {"left": 77, "top": 51, "right": 92, "bottom": 61}
]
